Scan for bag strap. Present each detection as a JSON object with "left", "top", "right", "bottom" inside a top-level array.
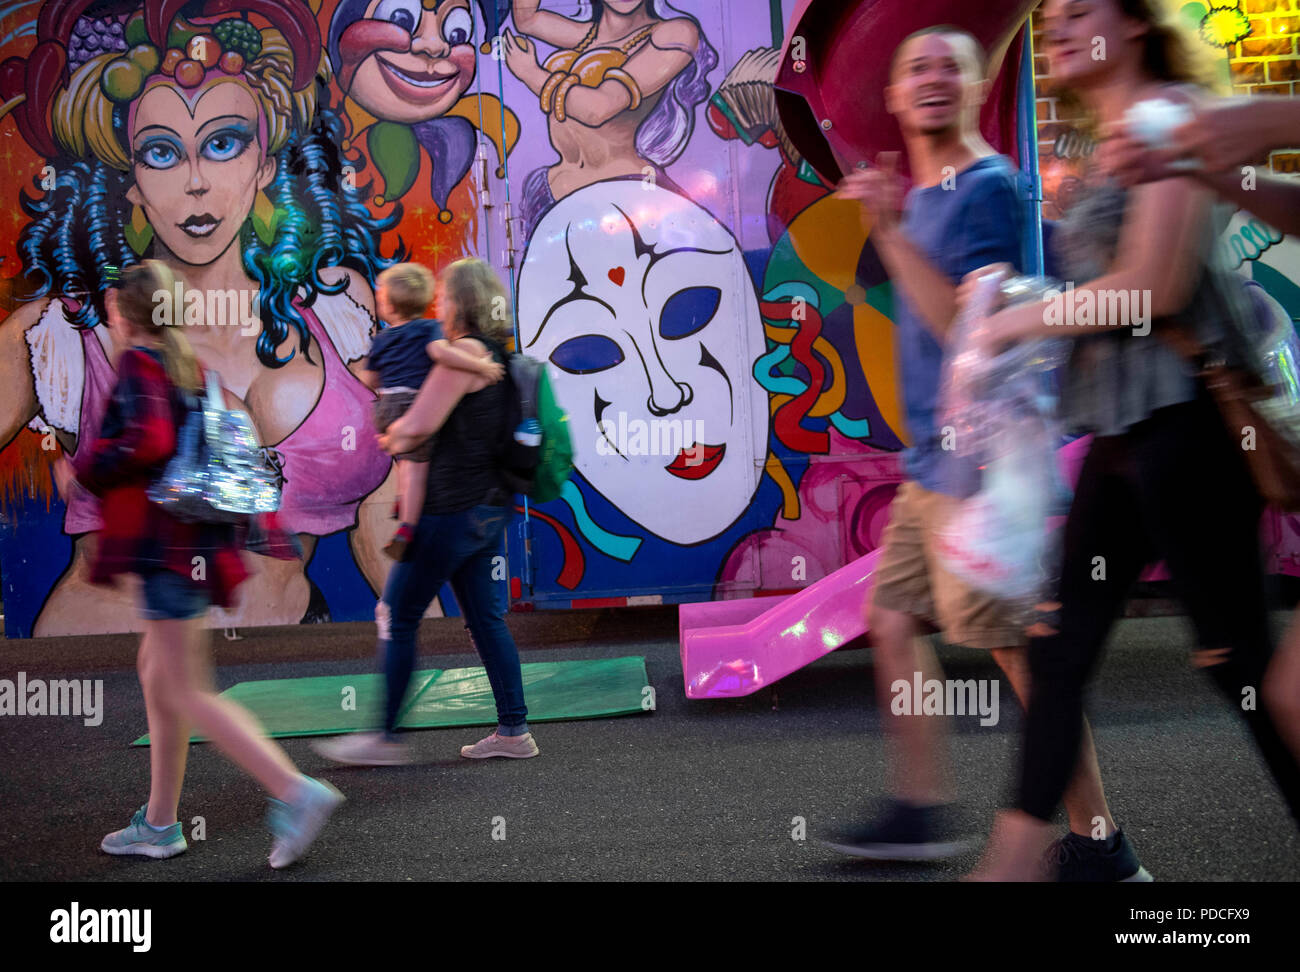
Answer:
[
  {"left": 205, "top": 369, "right": 224, "bottom": 411},
  {"left": 1153, "top": 320, "right": 1209, "bottom": 369},
  {"left": 1156, "top": 279, "right": 1266, "bottom": 392},
  {"left": 516, "top": 356, "right": 540, "bottom": 421},
  {"left": 1155, "top": 312, "right": 1274, "bottom": 409}
]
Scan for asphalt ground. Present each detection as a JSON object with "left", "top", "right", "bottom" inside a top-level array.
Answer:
[{"left": 0, "top": 608, "right": 1297, "bottom": 882}]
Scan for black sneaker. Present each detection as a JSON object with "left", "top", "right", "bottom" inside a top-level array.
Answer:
[
  {"left": 1047, "top": 830, "right": 1153, "bottom": 882},
  {"left": 821, "top": 799, "right": 975, "bottom": 861}
]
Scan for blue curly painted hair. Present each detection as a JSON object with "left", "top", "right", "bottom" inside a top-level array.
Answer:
[{"left": 19, "top": 89, "right": 404, "bottom": 368}]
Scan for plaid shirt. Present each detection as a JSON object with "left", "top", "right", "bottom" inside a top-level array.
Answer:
[{"left": 71, "top": 347, "right": 297, "bottom": 608}]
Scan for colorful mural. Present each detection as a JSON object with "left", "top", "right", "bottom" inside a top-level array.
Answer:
[
  {"left": 499, "top": 0, "right": 907, "bottom": 608},
  {"left": 2, "top": 0, "right": 1297, "bottom": 637},
  {"left": 0, "top": 0, "right": 477, "bottom": 635}
]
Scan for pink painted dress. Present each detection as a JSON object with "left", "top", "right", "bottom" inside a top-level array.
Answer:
[{"left": 32, "top": 298, "right": 391, "bottom": 537}]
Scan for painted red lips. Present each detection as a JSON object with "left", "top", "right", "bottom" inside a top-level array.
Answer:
[{"left": 665, "top": 443, "right": 725, "bottom": 480}]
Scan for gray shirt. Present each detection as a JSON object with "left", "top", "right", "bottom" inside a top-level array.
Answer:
[{"left": 1055, "top": 174, "right": 1256, "bottom": 437}]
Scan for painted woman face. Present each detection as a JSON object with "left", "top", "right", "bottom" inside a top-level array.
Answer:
[
  {"left": 345, "top": 0, "right": 477, "bottom": 124},
  {"left": 518, "top": 181, "right": 769, "bottom": 545},
  {"left": 126, "top": 81, "right": 274, "bottom": 268}
]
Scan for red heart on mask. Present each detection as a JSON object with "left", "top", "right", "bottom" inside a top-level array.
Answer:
[{"left": 608, "top": 267, "right": 625, "bottom": 287}]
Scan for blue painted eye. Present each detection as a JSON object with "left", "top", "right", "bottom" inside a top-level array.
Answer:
[
  {"left": 550, "top": 334, "right": 624, "bottom": 374},
  {"left": 659, "top": 286, "right": 721, "bottom": 340},
  {"left": 138, "top": 139, "right": 181, "bottom": 169},
  {"left": 202, "top": 130, "right": 251, "bottom": 162},
  {"left": 375, "top": 0, "right": 420, "bottom": 33}
]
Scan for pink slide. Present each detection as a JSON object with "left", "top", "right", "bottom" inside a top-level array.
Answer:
[
  {"left": 679, "top": 549, "right": 883, "bottom": 699},
  {"left": 678, "top": 438, "right": 1103, "bottom": 700}
]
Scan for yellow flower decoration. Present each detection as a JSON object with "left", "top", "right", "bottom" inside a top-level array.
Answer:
[{"left": 1200, "top": 5, "right": 1252, "bottom": 48}]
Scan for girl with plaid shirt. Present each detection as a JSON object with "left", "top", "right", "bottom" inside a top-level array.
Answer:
[{"left": 54, "top": 261, "right": 343, "bottom": 869}]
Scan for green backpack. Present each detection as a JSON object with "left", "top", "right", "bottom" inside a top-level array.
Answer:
[{"left": 501, "top": 354, "right": 574, "bottom": 503}]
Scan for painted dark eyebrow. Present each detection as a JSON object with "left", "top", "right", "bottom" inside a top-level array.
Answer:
[
  {"left": 528, "top": 205, "right": 734, "bottom": 349},
  {"left": 528, "top": 224, "right": 617, "bottom": 349},
  {"left": 132, "top": 125, "right": 182, "bottom": 142},
  {"left": 197, "top": 115, "right": 256, "bottom": 137},
  {"left": 604, "top": 204, "right": 732, "bottom": 306}
]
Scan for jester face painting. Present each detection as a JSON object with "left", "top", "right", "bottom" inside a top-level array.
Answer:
[
  {"left": 329, "top": 0, "right": 483, "bottom": 124},
  {"left": 327, "top": 0, "right": 515, "bottom": 214}
]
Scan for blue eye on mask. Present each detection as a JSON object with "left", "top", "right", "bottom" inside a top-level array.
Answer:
[
  {"left": 659, "top": 286, "right": 721, "bottom": 340},
  {"left": 550, "top": 334, "right": 625, "bottom": 374}
]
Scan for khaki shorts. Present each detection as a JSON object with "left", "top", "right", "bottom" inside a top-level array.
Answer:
[
  {"left": 374, "top": 390, "right": 436, "bottom": 462},
  {"left": 869, "top": 480, "right": 1025, "bottom": 650}
]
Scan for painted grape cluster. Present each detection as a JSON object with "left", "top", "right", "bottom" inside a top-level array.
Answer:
[{"left": 67, "top": 17, "right": 127, "bottom": 72}]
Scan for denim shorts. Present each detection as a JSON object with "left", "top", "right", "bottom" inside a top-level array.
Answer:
[{"left": 140, "top": 570, "right": 210, "bottom": 621}]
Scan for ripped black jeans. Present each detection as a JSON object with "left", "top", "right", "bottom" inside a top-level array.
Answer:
[{"left": 1018, "top": 392, "right": 1300, "bottom": 826}]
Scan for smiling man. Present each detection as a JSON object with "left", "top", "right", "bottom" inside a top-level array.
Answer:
[{"left": 825, "top": 24, "right": 1147, "bottom": 881}]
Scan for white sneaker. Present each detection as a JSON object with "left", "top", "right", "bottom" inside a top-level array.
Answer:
[
  {"left": 312, "top": 731, "right": 412, "bottom": 766},
  {"left": 460, "top": 731, "right": 539, "bottom": 759}
]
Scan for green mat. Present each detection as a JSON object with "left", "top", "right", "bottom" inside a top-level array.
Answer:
[{"left": 132, "top": 656, "right": 650, "bottom": 746}]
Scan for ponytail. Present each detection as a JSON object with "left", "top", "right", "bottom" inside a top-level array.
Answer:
[
  {"left": 156, "top": 323, "right": 203, "bottom": 394},
  {"left": 115, "top": 260, "right": 203, "bottom": 392}
]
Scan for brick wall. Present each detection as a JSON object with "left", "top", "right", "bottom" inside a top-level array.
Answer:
[{"left": 1233, "top": 0, "right": 1298, "bottom": 107}]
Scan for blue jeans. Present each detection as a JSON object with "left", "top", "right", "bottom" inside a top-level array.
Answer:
[
  {"left": 140, "top": 569, "right": 209, "bottom": 621},
  {"left": 378, "top": 505, "right": 525, "bottom": 735}
]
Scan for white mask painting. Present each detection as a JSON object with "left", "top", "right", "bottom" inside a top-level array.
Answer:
[{"left": 518, "top": 180, "right": 770, "bottom": 545}]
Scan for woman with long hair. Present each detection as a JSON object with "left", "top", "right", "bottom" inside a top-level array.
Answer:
[
  {"left": 53, "top": 260, "right": 341, "bottom": 868},
  {"left": 315, "top": 258, "right": 536, "bottom": 765},
  {"left": 969, "top": 0, "right": 1300, "bottom": 879},
  {"left": 0, "top": 0, "right": 402, "bottom": 635}
]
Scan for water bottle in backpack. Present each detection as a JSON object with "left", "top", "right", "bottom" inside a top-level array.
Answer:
[{"left": 501, "top": 355, "right": 574, "bottom": 503}]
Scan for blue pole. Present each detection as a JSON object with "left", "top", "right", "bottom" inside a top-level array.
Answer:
[
  {"left": 1016, "top": 26, "right": 1045, "bottom": 277},
  {"left": 489, "top": 8, "right": 534, "bottom": 590}
]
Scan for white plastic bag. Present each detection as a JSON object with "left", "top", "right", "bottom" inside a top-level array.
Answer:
[{"left": 934, "top": 267, "right": 1070, "bottom": 607}]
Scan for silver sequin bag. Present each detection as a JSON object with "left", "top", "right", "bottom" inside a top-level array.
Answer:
[{"left": 148, "top": 370, "right": 281, "bottom": 523}]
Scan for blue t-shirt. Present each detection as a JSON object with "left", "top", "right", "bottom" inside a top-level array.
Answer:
[
  {"left": 894, "top": 155, "right": 1025, "bottom": 494},
  {"left": 366, "top": 318, "right": 443, "bottom": 390}
]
